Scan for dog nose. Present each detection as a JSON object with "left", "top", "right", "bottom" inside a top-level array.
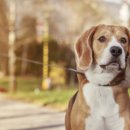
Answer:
[{"left": 110, "top": 46, "right": 122, "bottom": 57}]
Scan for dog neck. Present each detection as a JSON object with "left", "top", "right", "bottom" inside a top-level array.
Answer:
[
  {"left": 84, "top": 65, "right": 125, "bottom": 87},
  {"left": 99, "top": 71, "right": 125, "bottom": 86}
]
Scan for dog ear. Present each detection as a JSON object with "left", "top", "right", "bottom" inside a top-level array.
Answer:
[
  {"left": 75, "top": 26, "right": 97, "bottom": 70},
  {"left": 128, "top": 29, "right": 130, "bottom": 54},
  {"left": 124, "top": 27, "right": 130, "bottom": 53}
]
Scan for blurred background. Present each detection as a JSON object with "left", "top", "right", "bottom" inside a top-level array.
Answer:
[{"left": 0, "top": 0, "right": 130, "bottom": 130}]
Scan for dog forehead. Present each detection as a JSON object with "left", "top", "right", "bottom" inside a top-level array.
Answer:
[{"left": 93, "top": 25, "right": 128, "bottom": 37}]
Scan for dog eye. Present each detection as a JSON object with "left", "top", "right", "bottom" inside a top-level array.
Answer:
[
  {"left": 98, "top": 36, "right": 106, "bottom": 42},
  {"left": 120, "top": 37, "right": 127, "bottom": 44}
]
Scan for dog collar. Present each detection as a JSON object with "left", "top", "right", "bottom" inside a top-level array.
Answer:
[
  {"left": 98, "top": 70, "right": 125, "bottom": 87},
  {"left": 76, "top": 69, "right": 125, "bottom": 87}
]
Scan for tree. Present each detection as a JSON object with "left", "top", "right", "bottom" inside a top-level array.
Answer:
[
  {"left": 0, "top": 0, "right": 9, "bottom": 75},
  {"left": 16, "top": 16, "right": 36, "bottom": 75}
]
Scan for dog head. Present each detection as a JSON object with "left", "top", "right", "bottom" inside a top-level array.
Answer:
[{"left": 75, "top": 25, "right": 130, "bottom": 85}]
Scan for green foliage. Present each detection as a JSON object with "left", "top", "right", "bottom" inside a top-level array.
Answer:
[
  {"left": 9, "top": 89, "right": 76, "bottom": 110},
  {"left": 50, "top": 62, "right": 66, "bottom": 87},
  {"left": 0, "top": 77, "right": 77, "bottom": 109},
  {"left": 15, "top": 38, "right": 76, "bottom": 84}
]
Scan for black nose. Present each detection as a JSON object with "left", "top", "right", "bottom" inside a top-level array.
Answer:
[{"left": 110, "top": 46, "right": 122, "bottom": 57}]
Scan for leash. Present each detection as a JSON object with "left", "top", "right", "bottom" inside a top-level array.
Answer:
[
  {"left": 0, "top": 53, "right": 84, "bottom": 75},
  {"left": 0, "top": 52, "right": 128, "bottom": 86}
]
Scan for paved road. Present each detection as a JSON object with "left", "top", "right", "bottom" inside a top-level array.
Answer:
[{"left": 0, "top": 98, "right": 65, "bottom": 130}]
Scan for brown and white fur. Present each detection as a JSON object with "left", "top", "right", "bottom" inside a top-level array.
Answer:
[{"left": 65, "top": 25, "right": 130, "bottom": 130}]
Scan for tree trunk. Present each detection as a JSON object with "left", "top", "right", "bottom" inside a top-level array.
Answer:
[
  {"left": 8, "top": 0, "right": 17, "bottom": 92},
  {"left": 21, "top": 45, "right": 29, "bottom": 75}
]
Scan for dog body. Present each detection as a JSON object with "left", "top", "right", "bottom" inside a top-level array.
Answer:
[
  {"left": 65, "top": 25, "right": 130, "bottom": 130},
  {"left": 83, "top": 84, "right": 126, "bottom": 130}
]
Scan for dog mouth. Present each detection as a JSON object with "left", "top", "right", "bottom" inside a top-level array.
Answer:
[{"left": 100, "top": 60, "right": 122, "bottom": 70}]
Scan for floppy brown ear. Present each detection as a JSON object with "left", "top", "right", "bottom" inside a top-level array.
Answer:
[
  {"left": 125, "top": 27, "right": 130, "bottom": 53},
  {"left": 128, "top": 29, "right": 130, "bottom": 54},
  {"left": 75, "top": 26, "right": 97, "bottom": 70}
]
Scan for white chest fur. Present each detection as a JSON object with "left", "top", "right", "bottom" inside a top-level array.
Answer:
[{"left": 83, "top": 83, "right": 124, "bottom": 130}]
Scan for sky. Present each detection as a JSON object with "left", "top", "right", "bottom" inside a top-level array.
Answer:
[
  {"left": 105, "top": 0, "right": 130, "bottom": 3},
  {"left": 105, "top": 0, "right": 121, "bottom": 3}
]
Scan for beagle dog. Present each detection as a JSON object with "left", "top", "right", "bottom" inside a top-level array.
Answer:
[{"left": 65, "top": 25, "right": 130, "bottom": 130}]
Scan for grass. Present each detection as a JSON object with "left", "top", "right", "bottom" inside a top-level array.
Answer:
[
  {"left": 1, "top": 77, "right": 130, "bottom": 110},
  {"left": 0, "top": 77, "right": 77, "bottom": 110}
]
